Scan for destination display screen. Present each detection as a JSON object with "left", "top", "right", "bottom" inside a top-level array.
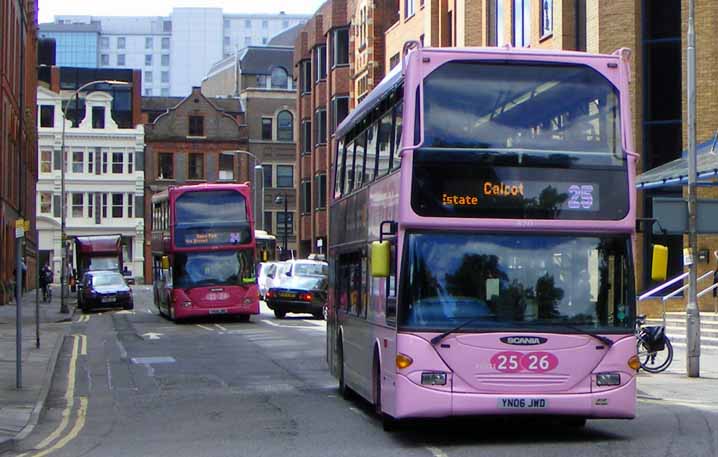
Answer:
[
  {"left": 175, "top": 225, "right": 251, "bottom": 248},
  {"left": 412, "top": 151, "right": 628, "bottom": 220}
]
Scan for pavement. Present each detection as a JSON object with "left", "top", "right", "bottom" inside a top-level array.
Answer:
[
  {"left": 0, "top": 289, "right": 716, "bottom": 454},
  {"left": 0, "top": 286, "right": 75, "bottom": 454}
]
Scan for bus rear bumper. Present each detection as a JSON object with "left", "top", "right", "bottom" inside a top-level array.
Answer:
[
  {"left": 174, "top": 303, "right": 260, "bottom": 319},
  {"left": 393, "top": 375, "right": 636, "bottom": 420}
]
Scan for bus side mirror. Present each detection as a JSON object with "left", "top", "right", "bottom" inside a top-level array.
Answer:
[
  {"left": 161, "top": 256, "right": 170, "bottom": 270},
  {"left": 651, "top": 244, "right": 668, "bottom": 282},
  {"left": 371, "top": 241, "right": 390, "bottom": 278}
]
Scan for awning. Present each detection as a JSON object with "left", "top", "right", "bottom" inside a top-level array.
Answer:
[{"left": 636, "top": 137, "right": 718, "bottom": 189}]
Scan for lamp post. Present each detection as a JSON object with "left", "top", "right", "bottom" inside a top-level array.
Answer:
[
  {"left": 59, "top": 79, "right": 130, "bottom": 313},
  {"left": 224, "top": 150, "right": 263, "bottom": 230},
  {"left": 274, "top": 193, "right": 288, "bottom": 260}
]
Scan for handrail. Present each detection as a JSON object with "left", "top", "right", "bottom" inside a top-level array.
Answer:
[
  {"left": 698, "top": 281, "right": 718, "bottom": 299},
  {"left": 661, "top": 270, "right": 714, "bottom": 302},
  {"left": 638, "top": 272, "right": 688, "bottom": 302}
]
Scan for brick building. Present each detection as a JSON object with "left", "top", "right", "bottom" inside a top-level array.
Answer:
[
  {"left": 294, "top": 0, "right": 351, "bottom": 258},
  {"left": 202, "top": 43, "right": 300, "bottom": 258},
  {"left": 142, "top": 88, "right": 249, "bottom": 282},
  {"left": 1, "top": 0, "right": 38, "bottom": 304}
]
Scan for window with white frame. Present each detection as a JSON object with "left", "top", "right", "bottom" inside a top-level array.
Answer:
[
  {"left": 112, "top": 152, "right": 123, "bottom": 173},
  {"left": 128, "top": 152, "right": 134, "bottom": 174},
  {"left": 88, "top": 150, "right": 94, "bottom": 173},
  {"left": 127, "top": 193, "right": 134, "bottom": 218},
  {"left": 40, "top": 192, "right": 52, "bottom": 214},
  {"left": 513, "top": 0, "right": 531, "bottom": 47},
  {"left": 40, "top": 150, "right": 52, "bottom": 173},
  {"left": 112, "top": 193, "right": 123, "bottom": 218},
  {"left": 405, "top": 0, "right": 415, "bottom": 19},
  {"left": 145, "top": 37, "right": 153, "bottom": 49},
  {"left": 72, "top": 193, "right": 84, "bottom": 218},
  {"left": 72, "top": 151, "right": 84, "bottom": 173},
  {"left": 541, "top": 0, "right": 553, "bottom": 37},
  {"left": 277, "top": 111, "right": 293, "bottom": 142},
  {"left": 88, "top": 192, "right": 94, "bottom": 218}
]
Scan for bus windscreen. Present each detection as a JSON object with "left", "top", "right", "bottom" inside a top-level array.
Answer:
[{"left": 174, "top": 190, "right": 251, "bottom": 248}]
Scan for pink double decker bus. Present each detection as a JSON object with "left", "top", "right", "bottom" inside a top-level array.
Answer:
[
  {"left": 151, "top": 183, "right": 259, "bottom": 322},
  {"left": 327, "top": 43, "right": 639, "bottom": 429}
]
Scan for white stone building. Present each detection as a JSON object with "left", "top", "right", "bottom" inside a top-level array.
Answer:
[{"left": 36, "top": 86, "right": 145, "bottom": 283}]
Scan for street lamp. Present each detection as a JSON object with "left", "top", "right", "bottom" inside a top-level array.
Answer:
[
  {"left": 59, "top": 79, "right": 130, "bottom": 313},
  {"left": 224, "top": 150, "right": 264, "bottom": 231},
  {"left": 274, "top": 193, "right": 288, "bottom": 260}
]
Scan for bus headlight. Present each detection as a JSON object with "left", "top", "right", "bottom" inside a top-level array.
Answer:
[
  {"left": 396, "top": 353, "right": 413, "bottom": 369},
  {"left": 596, "top": 372, "right": 621, "bottom": 386},
  {"left": 182, "top": 301, "right": 192, "bottom": 308},
  {"left": 421, "top": 372, "right": 447, "bottom": 386}
]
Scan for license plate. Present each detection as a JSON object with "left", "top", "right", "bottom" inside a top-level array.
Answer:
[
  {"left": 498, "top": 398, "right": 548, "bottom": 409},
  {"left": 101, "top": 296, "right": 116, "bottom": 303},
  {"left": 278, "top": 292, "right": 296, "bottom": 298},
  {"left": 209, "top": 309, "right": 227, "bottom": 314}
]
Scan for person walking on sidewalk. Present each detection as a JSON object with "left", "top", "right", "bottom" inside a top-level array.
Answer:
[{"left": 39, "top": 263, "right": 53, "bottom": 302}]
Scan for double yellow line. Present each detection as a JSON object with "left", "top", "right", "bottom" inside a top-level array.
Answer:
[
  {"left": 76, "top": 315, "right": 90, "bottom": 323},
  {"left": 19, "top": 334, "right": 88, "bottom": 457}
]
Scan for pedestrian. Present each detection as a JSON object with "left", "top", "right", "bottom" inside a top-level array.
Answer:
[{"left": 39, "top": 263, "right": 53, "bottom": 302}]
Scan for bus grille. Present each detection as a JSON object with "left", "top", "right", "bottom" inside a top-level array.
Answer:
[{"left": 474, "top": 374, "right": 569, "bottom": 387}]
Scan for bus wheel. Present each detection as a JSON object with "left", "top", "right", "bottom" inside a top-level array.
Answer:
[
  {"left": 169, "top": 304, "right": 176, "bottom": 322},
  {"left": 238, "top": 314, "right": 250, "bottom": 323},
  {"left": 338, "top": 342, "right": 351, "bottom": 400},
  {"left": 274, "top": 310, "right": 286, "bottom": 319}
]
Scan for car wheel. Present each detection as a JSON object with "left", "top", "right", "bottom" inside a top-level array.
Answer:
[
  {"left": 124, "top": 302, "right": 134, "bottom": 310},
  {"left": 274, "top": 310, "right": 286, "bottom": 319}
]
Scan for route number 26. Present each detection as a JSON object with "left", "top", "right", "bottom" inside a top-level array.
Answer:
[{"left": 490, "top": 351, "right": 559, "bottom": 373}]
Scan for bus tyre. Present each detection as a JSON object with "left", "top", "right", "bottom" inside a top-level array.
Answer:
[
  {"left": 274, "top": 310, "right": 286, "bottom": 319},
  {"left": 169, "top": 305, "right": 176, "bottom": 322},
  {"left": 338, "top": 342, "right": 351, "bottom": 400},
  {"left": 563, "top": 417, "right": 587, "bottom": 427}
]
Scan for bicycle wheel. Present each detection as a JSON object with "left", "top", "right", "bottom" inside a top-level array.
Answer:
[{"left": 637, "top": 336, "right": 673, "bottom": 373}]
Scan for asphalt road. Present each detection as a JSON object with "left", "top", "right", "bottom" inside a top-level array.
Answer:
[{"left": 6, "top": 286, "right": 718, "bottom": 457}]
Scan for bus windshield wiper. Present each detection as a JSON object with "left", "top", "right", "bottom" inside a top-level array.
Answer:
[
  {"left": 541, "top": 322, "right": 614, "bottom": 347},
  {"left": 430, "top": 316, "right": 494, "bottom": 346}
]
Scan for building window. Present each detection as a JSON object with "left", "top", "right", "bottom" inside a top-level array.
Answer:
[
  {"left": 159, "top": 153, "right": 174, "bottom": 179},
  {"left": 127, "top": 153, "right": 133, "bottom": 174},
  {"left": 88, "top": 192, "right": 94, "bottom": 218},
  {"left": 102, "top": 151, "right": 108, "bottom": 174},
  {"left": 283, "top": 19, "right": 289, "bottom": 28},
  {"left": 189, "top": 116, "right": 204, "bottom": 136},
  {"left": 40, "top": 105, "right": 54, "bottom": 127},
  {"left": 262, "top": 164, "right": 273, "bottom": 187},
  {"left": 488, "top": 0, "right": 506, "bottom": 46},
  {"left": 219, "top": 153, "right": 234, "bottom": 180},
  {"left": 112, "top": 193, "right": 123, "bottom": 218},
  {"left": 301, "top": 180, "right": 311, "bottom": 214},
  {"left": 256, "top": 75, "right": 269, "bottom": 88},
  {"left": 263, "top": 211, "right": 273, "bottom": 233},
  {"left": 277, "top": 165, "right": 293, "bottom": 188},
  {"left": 145, "top": 71, "right": 153, "bottom": 83},
  {"left": 301, "top": 120, "right": 312, "bottom": 154},
  {"left": 405, "top": 0, "right": 415, "bottom": 19},
  {"left": 315, "top": 174, "right": 327, "bottom": 209},
  {"left": 245, "top": 36, "right": 252, "bottom": 46},
  {"left": 162, "top": 37, "right": 170, "bottom": 49},
  {"left": 161, "top": 54, "right": 170, "bottom": 66},
  {"left": 92, "top": 107, "right": 105, "bottom": 129},
  {"left": 245, "top": 19, "right": 252, "bottom": 28},
  {"left": 102, "top": 194, "right": 107, "bottom": 218},
  {"left": 112, "top": 152, "right": 123, "bottom": 173},
  {"left": 277, "top": 111, "right": 293, "bottom": 141},
  {"left": 117, "top": 54, "right": 125, "bottom": 66},
  {"left": 315, "top": 45, "right": 327, "bottom": 81},
  {"left": 541, "top": 0, "right": 553, "bottom": 37},
  {"left": 277, "top": 211, "right": 293, "bottom": 234},
  {"left": 262, "top": 37, "right": 268, "bottom": 44},
  {"left": 101, "top": 54, "right": 109, "bottom": 65},
  {"left": 72, "top": 193, "right": 84, "bottom": 218},
  {"left": 188, "top": 153, "right": 204, "bottom": 179},
  {"left": 271, "top": 67, "right": 288, "bottom": 88},
  {"left": 88, "top": 151, "right": 94, "bottom": 173},
  {"left": 262, "top": 20, "right": 268, "bottom": 29},
  {"left": 40, "top": 192, "right": 52, "bottom": 214},
  {"left": 224, "top": 19, "right": 230, "bottom": 29},
  {"left": 261, "top": 118, "right": 273, "bottom": 140},
  {"left": 72, "top": 151, "right": 84, "bottom": 173},
  {"left": 40, "top": 150, "right": 52, "bottom": 173},
  {"left": 144, "top": 88, "right": 152, "bottom": 96},
  {"left": 117, "top": 37, "right": 126, "bottom": 49},
  {"left": 145, "top": 54, "right": 152, "bottom": 66},
  {"left": 163, "top": 20, "right": 172, "bottom": 32},
  {"left": 331, "top": 96, "right": 349, "bottom": 133},
  {"left": 161, "top": 71, "right": 169, "bottom": 83},
  {"left": 100, "top": 37, "right": 109, "bottom": 48},
  {"left": 300, "top": 60, "right": 312, "bottom": 94},
  {"left": 161, "top": 88, "right": 170, "bottom": 96},
  {"left": 145, "top": 37, "right": 153, "bottom": 49},
  {"left": 513, "top": 0, "right": 531, "bottom": 47},
  {"left": 332, "top": 28, "right": 349, "bottom": 67},
  {"left": 314, "top": 109, "right": 327, "bottom": 145},
  {"left": 127, "top": 193, "right": 134, "bottom": 218}
]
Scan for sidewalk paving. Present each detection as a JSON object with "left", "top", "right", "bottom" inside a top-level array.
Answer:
[{"left": 0, "top": 286, "right": 75, "bottom": 454}]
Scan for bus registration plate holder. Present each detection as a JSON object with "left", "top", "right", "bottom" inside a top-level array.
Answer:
[
  {"left": 498, "top": 398, "right": 548, "bottom": 409},
  {"left": 209, "top": 309, "right": 228, "bottom": 315}
]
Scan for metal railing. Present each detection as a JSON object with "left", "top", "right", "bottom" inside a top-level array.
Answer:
[{"left": 639, "top": 270, "right": 717, "bottom": 326}]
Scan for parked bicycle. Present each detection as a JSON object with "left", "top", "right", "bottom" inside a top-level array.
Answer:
[{"left": 635, "top": 315, "right": 673, "bottom": 373}]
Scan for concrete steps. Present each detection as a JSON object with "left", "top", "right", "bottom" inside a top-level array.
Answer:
[{"left": 645, "top": 312, "right": 718, "bottom": 350}]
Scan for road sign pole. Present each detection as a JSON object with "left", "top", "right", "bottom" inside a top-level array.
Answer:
[{"left": 15, "top": 221, "right": 24, "bottom": 389}]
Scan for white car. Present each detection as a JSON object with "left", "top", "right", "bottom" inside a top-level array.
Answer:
[{"left": 258, "top": 262, "right": 281, "bottom": 299}]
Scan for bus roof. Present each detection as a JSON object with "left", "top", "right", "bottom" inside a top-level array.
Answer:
[
  {"left": 151, "top": 182, "right": 251, "bottom": 204},
  {"left": 334, "top": 45, "right": 627, "bottom": 140}
]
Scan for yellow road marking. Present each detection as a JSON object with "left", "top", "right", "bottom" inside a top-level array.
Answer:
[
  {"left": 34, "top": 336, "right": 79, "bottom": 449},
  {"left": 77, "top": 315, "right": 90, "bottom": 323},
  {"left": 80, "top": 335, "right": 87, "bottom": 356},
  {"left": 196, "top": 324, "right": 214, "bottom": 332},
  {"left": 29, "top": 397, "right": 88, "bottom": 457}
]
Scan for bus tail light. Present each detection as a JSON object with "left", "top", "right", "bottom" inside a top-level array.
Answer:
[
  {"left": 595, "top": 372, "right": 621, "bottom": 386},
  {"left": 396, "top": 353, "right": 413, "bottom": 369},
  {"left": 421, "top": 372, "right": 447, "bottom": 385},
  {"left": 628, "top": 355, "right": 641, "bottom": 371}
]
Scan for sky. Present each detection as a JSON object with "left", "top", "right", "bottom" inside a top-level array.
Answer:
[{"left": 37, "top": 0, "right": 326, "bottom": 23}]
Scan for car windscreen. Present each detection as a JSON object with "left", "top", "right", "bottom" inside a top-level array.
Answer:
[
  {"left": 293, "top": 263, "right": 328, "bottom": 276},
  {"left": 92, "top": 274, "right": 125, "bottom": 287}
]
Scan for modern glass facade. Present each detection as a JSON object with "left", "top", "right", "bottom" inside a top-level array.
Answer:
[{"left": 39, "top": 31, "right": 99, "bottom": 68}]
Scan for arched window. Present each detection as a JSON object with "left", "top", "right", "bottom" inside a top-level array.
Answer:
[
  {"left": 277, "top": 110, "right": 293, "bottom": 141},
  {"left": 271, "top": 67, "right": 289, "bottom": 89}
]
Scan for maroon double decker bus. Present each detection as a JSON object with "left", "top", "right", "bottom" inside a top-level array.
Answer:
[{"left": 151, "top": 183, "right": 259, "bottom": 321}]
